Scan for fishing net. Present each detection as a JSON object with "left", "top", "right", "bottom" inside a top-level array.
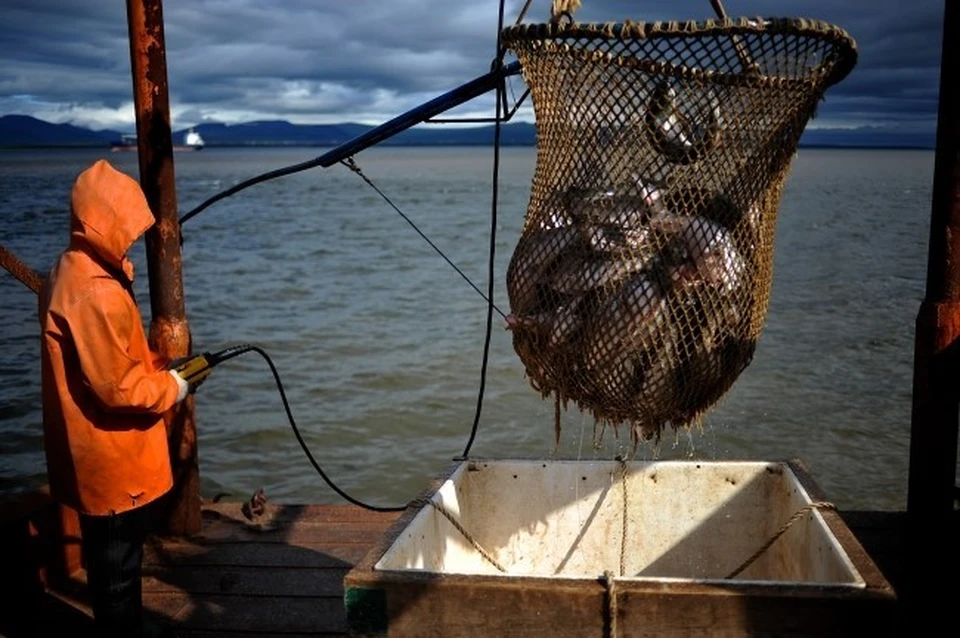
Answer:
[{"left": 501, "top": 17, "right": 857, "bottom": 444}]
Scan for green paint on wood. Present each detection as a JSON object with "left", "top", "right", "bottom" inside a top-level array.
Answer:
[{"left": 345, "top": 586, "right": 388, "bottom": 634}]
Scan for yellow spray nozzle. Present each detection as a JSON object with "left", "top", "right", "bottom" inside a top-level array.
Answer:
[{"left": 174, "top": 353, "right": 213, "bottom": 384}]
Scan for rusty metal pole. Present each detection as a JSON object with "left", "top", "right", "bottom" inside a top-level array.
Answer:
[
  {"left": 906, "top": 0, "right": 959, "bottom": 624},
  {"left": 126, "top": 0, "right": 201, "bottom": 535}
]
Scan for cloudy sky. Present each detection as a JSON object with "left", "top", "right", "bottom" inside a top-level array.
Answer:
[{"left": 0, "top": 0, "right": 945, "bottom": 135}]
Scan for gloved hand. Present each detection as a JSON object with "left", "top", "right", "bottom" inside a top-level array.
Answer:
[
  {"left": 167, "top": 353, "right": 213, "bottom": 398},
  {"left": 168, "top": 370, "right": 190, "bottom": 402}
]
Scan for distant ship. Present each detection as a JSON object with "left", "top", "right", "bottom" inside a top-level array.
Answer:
[{"left": 111, "top": 128, "right": 205, "bottom": 152}]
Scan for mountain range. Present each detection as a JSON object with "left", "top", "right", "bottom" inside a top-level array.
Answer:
[{"left": 0, "top": 114, "right": 935, "bottom": 150}]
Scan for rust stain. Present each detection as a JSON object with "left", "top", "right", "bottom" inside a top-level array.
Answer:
[
  {"left": 149, "top": 316, "right": 190, "bottom": 361},
  {"left": 155, "top": 216, "right": 180, "bottom": 242},
  {"left": 934, "top": 301, "right": 960, "bottom": 351},
  {"left": 1, "top": 244, "right": 45, "bottom": 294}
]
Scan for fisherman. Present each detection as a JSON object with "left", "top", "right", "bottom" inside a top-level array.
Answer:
[{"left": 38, "top": 159, "right": 207, "bottom": 637}]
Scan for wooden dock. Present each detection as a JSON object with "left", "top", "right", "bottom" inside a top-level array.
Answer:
[
  {"left": 5, "top": 494, "right": 954, "bottom": 637},
  {"left": 4, "top": 499, "right": 399, "bottom": 637}
]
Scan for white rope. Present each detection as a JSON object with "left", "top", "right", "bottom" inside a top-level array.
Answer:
[{"left": 551, "top": 0, "right": 582, "bottom": 22}]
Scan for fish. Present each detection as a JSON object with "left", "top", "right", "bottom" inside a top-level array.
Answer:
[
  {"left": 629, "top": 345, "right": 683, "bottom": 435},
  {"left": 663, "top": 188, "right": 743, "bottom": 229},
  {"left": 744, "top": 201, "right": 763, "bottom": 249},
  {"left": 641, "top": 289, "right": 755, "bottom": 431},
  {"left": 507, "top": 224, "right": 581, "bottom": 315},
  {"left": 681, "top": 217, "right": 746, "bottom": 294},
  {"left": 537, "top": 204, "right": 574, "bottom": 231},
  {"left": 648, "top": 212, "right": 746, "bottom": 295},
  {"left": 582, "top": 224, "right": 657, "bottom": 255},
  {"left": 645, "top": 82, "right": 722, "bottom": 165},
  {"left": 506, "top": 298, "right": 589, "bottom": 401},
  {"left": 504, "top": 296, "right": 585, "bottom": 350},
  {"left": 613, "top": 285, "right": 747, "bottom": 437},
  {"left": 577, "top": 176, "right": 666, "bottom": 226},
  {"left": 583, "top": 272, "right": 669, "bottom": 390},
  {"left": 589, "top": 203, "right": 648, "bottom": 230},
  {"left": 569, "top": 177, "right": 667, "bottom": 254},
  {"left": 548, "top": 252, "right": 653, "bottom": 296}
]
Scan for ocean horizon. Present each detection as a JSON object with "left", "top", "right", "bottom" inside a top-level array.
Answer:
[{"left": 0, "top": 114, "right": 937, "bottom": 151}]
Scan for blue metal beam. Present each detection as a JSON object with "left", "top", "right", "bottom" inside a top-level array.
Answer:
[{"left": 179, "top": 61, "right": 523, "bottom": 226}]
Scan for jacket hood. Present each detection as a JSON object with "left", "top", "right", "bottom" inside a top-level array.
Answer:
[{"left": 70, "top": 159, "right": 154, "bottom": 278}]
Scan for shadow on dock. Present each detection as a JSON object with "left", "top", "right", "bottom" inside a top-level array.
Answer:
[{"left": 2, "top": 495, "right": 400, "bottom": 636}]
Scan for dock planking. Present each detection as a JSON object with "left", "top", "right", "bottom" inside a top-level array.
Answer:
[
  {"left": 138, "top": 502, "right": 400, "bottom": 635},
  {"left": 3, "top": 497, "right": 952, "bottom": 636},
  {"left": 3, "top": 499, "right": 400, "bottom": 636}
]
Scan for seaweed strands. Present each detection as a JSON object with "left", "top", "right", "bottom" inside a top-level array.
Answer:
[{"left": 506, "top": 178, "right": 757, "bottom": 448}]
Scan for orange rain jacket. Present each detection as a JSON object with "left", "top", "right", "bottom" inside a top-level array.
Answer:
[{"left": 39, "top": 159, "right": 182, "bottom": 516}]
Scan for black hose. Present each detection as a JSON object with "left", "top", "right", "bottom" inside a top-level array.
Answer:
[
  {"left": 209, "top": 345, "right": 406, "bottom": 513},
  {"left": 189, "top": 0, "right": 522, "bottom": 505},
  {"left": 460, "top": 0, "right": 509, "bottom": 459}
]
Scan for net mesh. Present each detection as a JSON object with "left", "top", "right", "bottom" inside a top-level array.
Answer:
[{"left": 501, "top": 17, "right": 857, "bottom": 444}]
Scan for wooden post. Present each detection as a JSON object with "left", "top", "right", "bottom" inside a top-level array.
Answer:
[
  {"left": 126, "top": 0, "right": 201, "bottom": 535},
  {"left": 906, "top": 0, "right": 959, "bottom": 625}
]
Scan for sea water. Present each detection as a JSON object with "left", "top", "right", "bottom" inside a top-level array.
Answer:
[{"left": 0, "top": 146, "right": 940, "bottom": 511}]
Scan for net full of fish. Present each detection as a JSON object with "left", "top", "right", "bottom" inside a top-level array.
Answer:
[
  {"left": 506, "top": 176, "right": 759, "bottom": 445},
  {"left": 501, "top": 18, "right": 857, "bottom": 446}
]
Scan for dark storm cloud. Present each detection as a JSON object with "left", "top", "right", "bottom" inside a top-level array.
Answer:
[
  {"left": 159, "top": 0, "right": 505, "bottom": 115},
  {"left": 0, "top": 1, "right": 131, "bottom": 109},
  {"left": 576, "top": 1, "right": 944, "bottom": 131},
  {"left": 0, "top": 0, "right": 945, "bottom": 132}
]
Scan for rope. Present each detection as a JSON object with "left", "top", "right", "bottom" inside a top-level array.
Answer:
[
  {"left": 554, "top": 393, "right": 562, "bottom": 449},
  {"left": 340, "top": 158, "right": 507, "bottom": 320},
  {"left": 617, "top": 458, "right": 628, "bottom": 577},
  {"left": 600, "top": 570, "right": 619, "bottom": 638},
  {"left": 516, "top": 0, "right": 534, "bottom": 25},
  {"left": 725, "top": 501, "right": 837, "bottom": 579},
  {"left": 1, "top": 245, "right": 44, "bottom": 294},
  {"left": 550, "top": 0, "right": 729, "bottom": 26},
  {"left": 551, "top": 0, "right": 582, "bottom": 23},
  {"left": 428, "top": 499, "right": 508, "bottom": 572},
  {"left": 708, "top": 0, "right": 728, "bottom": 19},
  {"left": 708, "top": 0, "right": 759, "bottom": 74},
  {"left": 598, "top": 458, "right": 629, "bottom": 637}
]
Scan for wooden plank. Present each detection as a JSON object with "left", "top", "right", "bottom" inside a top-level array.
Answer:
[
  {"left": 840, "top": 512, "right": 907, "bottom": 555},
  {"left": 189, "top": 519, "right": 395, "bottom": 546},
  {"left": 201, "top": 501, "right": 403, "bottom": 525},
  {"left": 55, "top": 565, "right": 350, "bottom": 632},
  {"left": 142, "top": 591, "right": 192, "bottom": 622},
  {"left": 839, "top": 510, "right": 907, "bottom": 530},
  {"left": 0, "top": 588, "right": 95, "bottom": 637},
  {"left": 142, "top": 564, "right": 348, "bottom": 597},
  {"left": 347, "top": 573, "right": 607, "bottom": 637},
  {"left": 840, "top": 510, "right": 908, "bottom": 592},
  {"left": 154, "top": 593, "right": 347, "bottom": 634},
  {"left": 144, "top": 539, "right": 371, "bottom": 568},
  {"left": 184, "top": 632, "right": 344, "bottom": 638},
  {"left": 617, "top": 590, "right": 897, "bottom": 637}
]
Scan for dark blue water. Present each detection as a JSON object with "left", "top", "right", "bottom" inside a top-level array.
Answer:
[{"left": 0, "top": 146, "right": 939, "bottom": 511}]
